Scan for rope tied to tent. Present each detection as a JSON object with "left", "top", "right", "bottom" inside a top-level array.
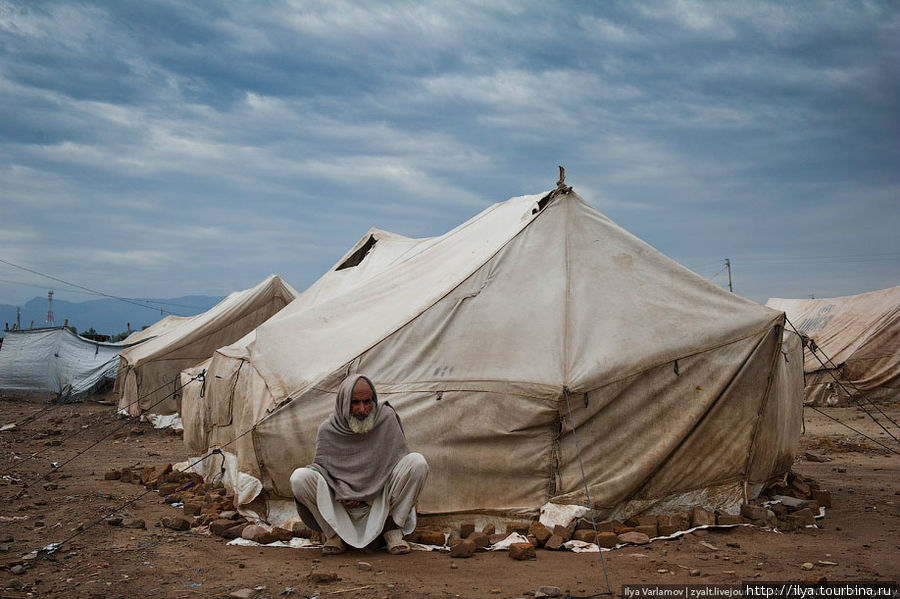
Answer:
[
  {"left": 562, "top": 386, "right": 613, "bottom": 598},
  {"left": 784, "top": 317, "right": 900, "bottom": 446},
  {"left": 800, "top": 330, "right": 900, "bottom": 432}
]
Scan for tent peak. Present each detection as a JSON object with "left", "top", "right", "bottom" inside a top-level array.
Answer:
[{"left": 556, "top": 165, "right": 572, "bottom": 194}]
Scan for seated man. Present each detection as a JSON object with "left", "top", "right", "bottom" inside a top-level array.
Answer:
[{"left": 290, "top": 374, "right": 428, "bottom": 555}]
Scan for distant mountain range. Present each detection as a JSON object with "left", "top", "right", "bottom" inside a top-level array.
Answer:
[{"left": 0, "top": 295, "right": 224, "bottom": 338}]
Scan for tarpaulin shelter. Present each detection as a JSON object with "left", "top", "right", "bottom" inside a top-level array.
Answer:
[
  {"left": 766, "top": 287, "right": 899, "bottom": 405},
  {"left": 0, "top": 327, "right": 142, "bottom": 402},
  {"left": 115, "top": 274, "right": 299, "bottom": 418},
  {"left": 182, "top": 186, "right": 803, "bottom": 525}
]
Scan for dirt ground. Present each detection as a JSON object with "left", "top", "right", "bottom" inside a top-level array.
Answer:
[{"left": 0, "top": 392, "right": 897, "bottom": 598}]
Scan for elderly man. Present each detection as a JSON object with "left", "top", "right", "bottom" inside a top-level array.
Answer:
[{"left": 290, "top": 374, "right": 429, "bottom": 555}]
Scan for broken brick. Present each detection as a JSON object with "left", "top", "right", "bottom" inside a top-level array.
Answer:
[
  {"left": 242, "top": 525, "right": 278, "bottom": 544},
  {"left": 543, "top": 534, "right": 565, "bottom": 551},
  {"left": 508, "top": 543, "right": 535, "bottom": 560},
  {"left": 690, "top": 507, "right": 716, "bottom": 527},
  {"left": 449, "top": 539, "right": 476, "bottom": 558},
  {"left": 529, "top": 522, "right": 551, "bottom": 545},
  {"left": 418, "top": 531, "right": 445, "bottom": 545}
]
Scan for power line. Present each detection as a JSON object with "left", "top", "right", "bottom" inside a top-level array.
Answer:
[{"left": 0, "top": 258, "right": 209, "bottom": 315}]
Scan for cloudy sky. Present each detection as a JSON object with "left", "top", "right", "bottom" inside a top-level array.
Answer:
[{"left": 1, "top": 1, "right": 897, "bottom": 314}]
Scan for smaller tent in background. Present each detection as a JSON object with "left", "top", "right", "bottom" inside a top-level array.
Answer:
[
  {"left": 115, "top": 274, "right": 299, "bottom": 418},
  {"left": 766, "top": 286, "right": 899, "bottom": 405},
  {"left": 0, "top": 327, "right": 143, "bottom": 402}
]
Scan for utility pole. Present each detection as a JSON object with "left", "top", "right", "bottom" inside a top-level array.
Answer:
[
  {"left": 725, "top": 258, "right": 733, "bottom": 293},
  {"left": 16, "top": 306, "right": 21, "bottom": 330}
]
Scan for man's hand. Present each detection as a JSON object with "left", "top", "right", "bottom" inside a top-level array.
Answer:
[{"left": 338, "top": 499, "right": 368, "bottom": 509}]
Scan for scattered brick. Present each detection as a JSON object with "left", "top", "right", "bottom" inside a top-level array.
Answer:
[
  {"left": 183, "top": 502, "right": 203, "bottom": 517},
  {"left": 790, "top": 477, "right": 811, "bottom": 497},
  {"left": 418, "top": 531, "right": 445, "bottom": 545},
  {"left": 273, "top": 527, "right": 294, "bottom": 542},
  {"left": 489, "top": 533, "right": 508, "bottom": 545},
  {"left": 104, "top": 470, "right": 121, "bottom": 481},
  {"left": 716, "top": 514, "right": 742, "bottom": 526},
  {"left": 467, "top": 531, "right": 490, "bottom": 548},
  {"left": 553, "top": 523, "right": 574, "bottom": 541},
  {"left": 740, "top": 504, "right": 769, "bottom": 521},
  {"left": 161, "top": 516, "right": 192, "bottom": 531},
  {"left": 776, "top": 517, "right": 798, "bottom": 532},
  {"left": 508, "top": 543, "right": 535, "bottom": 560},
  {"left": 482, "top": 523, "right": 495, "bottom": 535},
  {"left": 636, "top": 515, "right": 658, "bottom": 527},
  {"left": 613, "top": 525, "right": 636, "bottom": 535},
  {"left": 459, "top": 523, "right": 475, "bottom": 538},
  {"left": 792, "top": 508, "right": 817, "bottom": 527},
  {"left": 505, "top": 522, "right": 530, "bottom": 535},
  {"left": 595, "top": 520, "right": 620, "bottom": 533},
  {"left": 449, "top": 539, "right": 476, "bottom": 558},
  {"left": 529, "top": 522, "right": 551, "bottom": 545},
  {"left": 543, "top": 534, "right": 565, "bottom": 550},
  {"left": 572, "top": 529, "right": 597, "bottom": 543},
  {"left": 242, "top": 525, "right": 278, "bottom": 544},
  {"left": 223, "top": 523, "right": 249, "bottom": 539},
  {"left": 690, "top": 507, "right": 716, "bottom": 527},
  {"left": 123, "top": 518, "right": 146, "bottom": 529},
  {"left": 617, "top": 531, "right": 650, "bottom": 545},
  {"left": 596, "top": 532, "right": 619, "bottom": 548},
  {"left": 308, "top": 572, "right": 340, "bottom": 584},
  {"left": 635, "top": 524, "right": 658, "bottom": 538}
]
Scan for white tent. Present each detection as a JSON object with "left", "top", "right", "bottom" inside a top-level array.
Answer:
[
  {"left": 767, "top": 287, "right": 899, "bottom": 405},
  {"left": 115, "top": 274, "right": 299, "bottom": 418},
  {"left": 0, "top": 327, "right": 142, "bottom": 402},
  {"left": 182, "top": 187, "right": 803, "bottom": 524}
]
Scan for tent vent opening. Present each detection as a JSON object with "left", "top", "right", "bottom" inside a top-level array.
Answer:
[
  {"left": 336, "top": 235, "right": 378, "bottom": 271},
  {"left": 532, "top": 192, "right": 554, "bottom": 215}
]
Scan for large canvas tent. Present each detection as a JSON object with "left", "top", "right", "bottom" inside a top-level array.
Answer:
[
  {"left": 182, "top": 187, "right": 803, "bottom": 524},
  {"left": 0, "top": 327, "right": 142, "bottom": 402},
  {"left": 766, "top": 287, "right": 899, "bottom": 405},
  {"left": 116, "top": 274, "right": 299, "bottom": 418}
]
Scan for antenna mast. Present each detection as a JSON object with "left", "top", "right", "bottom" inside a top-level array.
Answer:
[{"left": 46, "top": 290, "right": 54, "bottom": 326}]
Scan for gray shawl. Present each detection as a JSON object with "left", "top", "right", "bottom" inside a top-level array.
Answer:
[{"left": 310, "top": 374, "right": 410, "bottom": 502}]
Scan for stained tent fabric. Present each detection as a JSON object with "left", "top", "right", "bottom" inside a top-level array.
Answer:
[
  {"left": 115, "top": 274, "right": 299, "bottom": 418},
  {"left": 181, "top": 188, "right": 802, "bottom": 524},
  {"left": 0, "top": 327, "right": 143, "bottom": 402},
  {"left": 766, "top": 287, "right": 899, "bottom": 405}
]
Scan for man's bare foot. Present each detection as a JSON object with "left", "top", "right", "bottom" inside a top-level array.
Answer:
[
  {"left": 322, "top": 535, "right": 345, "bottom": 555},
  {"left": 384, "top": 528, "right": 410, "bottom": 555}
]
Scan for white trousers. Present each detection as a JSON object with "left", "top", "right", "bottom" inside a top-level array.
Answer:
[{"left": 290, "top": 452, "right": 428, "bottom": 548}]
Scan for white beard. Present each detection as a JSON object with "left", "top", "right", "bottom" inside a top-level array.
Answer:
[{"left": 348, "top": 409, "right": 376, "bottom": 434}]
